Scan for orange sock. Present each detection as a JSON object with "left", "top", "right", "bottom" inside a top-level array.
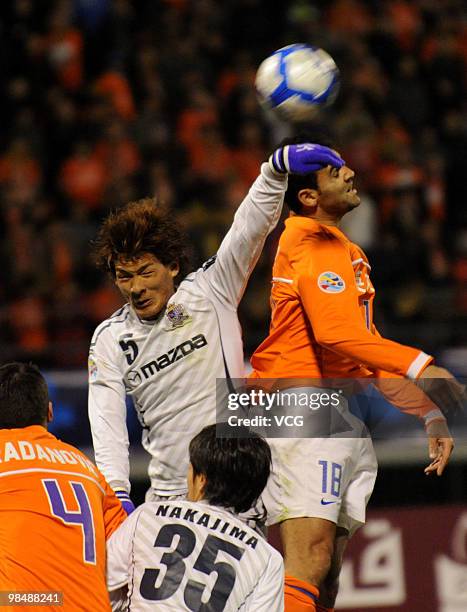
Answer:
[{"left": 284, "top": 575, "right": 319, "bottom": 611}]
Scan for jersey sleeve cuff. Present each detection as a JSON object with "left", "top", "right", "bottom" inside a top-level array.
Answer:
[
  {"left": 423, "top": 409, "right": 446, "bottom": 426},
  {"left": 261, "top": 161, "right": 289, "bottom": 182},
  {"left": 406, "top": 352, "right": 433, "bottom": 380},
  {"left": 111, "top": 481, "right": 131, "bottom": 494}
]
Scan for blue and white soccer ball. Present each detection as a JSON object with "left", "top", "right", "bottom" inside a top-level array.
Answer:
[{"left": 255, "top": 43, "right": 340, "bottom": 122}]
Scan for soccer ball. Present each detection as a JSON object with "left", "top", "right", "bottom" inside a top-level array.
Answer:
[{"left": 255, "top": 43, "right": 340, "bottom": 122}]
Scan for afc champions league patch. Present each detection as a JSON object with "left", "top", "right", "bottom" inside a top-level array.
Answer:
[
  {"left": 317, "top": 271, "right": 346, "bottom": 294},
  {"left": 165, "top": 302, "right": 192, "bottom": 330},
  {"left": 88, "top": 355, "right": 98, "bottom": 381}
]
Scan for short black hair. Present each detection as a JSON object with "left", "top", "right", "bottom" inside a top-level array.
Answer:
[
  {"left": 279, "top": 130, "right": 336, "bottom": 214},
  {"left": 189, "top": 424, "right": 271, "bottom": 514},
  {"left": 0, "top": 362, "right": 49, "bottom": 429}
]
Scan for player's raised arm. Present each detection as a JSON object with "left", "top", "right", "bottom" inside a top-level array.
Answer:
[{"left": 201, "top": 144, "right": 344, "bottom": 307}]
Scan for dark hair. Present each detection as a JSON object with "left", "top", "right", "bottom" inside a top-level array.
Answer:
[
  {"left": 189, "top": 424, "right": 271, "bottom": 514},
  {"left": 0, "top": 362, "right": 49, "bottom": 429},
  {"left": 279, "top": 130, "right": 336, "bottom": 214},
  {"left": 92, "top": 197, "right": 190, "bottom": 280}
]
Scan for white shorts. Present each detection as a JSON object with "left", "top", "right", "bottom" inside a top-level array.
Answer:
[{"left": 262, "top": 435, "right": 377, "bottom": 536}]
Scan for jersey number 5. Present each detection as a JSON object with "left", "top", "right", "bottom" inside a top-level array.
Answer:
[
  {"left": 119, "top": 337, "right": 139, "bottom": 365},
  {"left": 140, "top": 523, "right": 244, "bottom": 611},
  {"left": 42, "top": 479, "right": 96, "bottom": 564}
]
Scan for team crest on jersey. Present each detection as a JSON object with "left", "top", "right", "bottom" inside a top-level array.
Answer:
[
  {"left": 165, "top": 302, "right": 192, "bottom": 330},
  {"left": 88, "top": 356, "right": 98, "bottom": 381},
  {"left": 354, "top": 262, "right": 373, "bottom": 294},
  {"left": 317, "top": 271, "right": 346, "bottom": 294}
]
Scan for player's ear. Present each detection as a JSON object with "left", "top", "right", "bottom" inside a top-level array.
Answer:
[
  {"left": 169, "top": 262, "right": 180, "bottom": 278},
  {"left": 298, "top": 188, "right": 319, "bottom": 213},
  {"left": 197, "top": 473, "right": 207, "bottom": 499}
]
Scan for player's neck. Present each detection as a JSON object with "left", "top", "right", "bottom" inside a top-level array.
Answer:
[{"left": 308, "top": 211, "right": 342, "bottom": 227}]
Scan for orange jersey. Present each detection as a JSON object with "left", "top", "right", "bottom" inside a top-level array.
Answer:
[
  {"left": 251, "top": 216, "right": 432, "bottom": 381},
  {"left": 0, "top": 426, "right": 126, "bottom": 612}
]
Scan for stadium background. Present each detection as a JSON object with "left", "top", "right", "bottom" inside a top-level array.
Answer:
[{"left": 0, "top": 1, "right": 466, "bottom": 610}]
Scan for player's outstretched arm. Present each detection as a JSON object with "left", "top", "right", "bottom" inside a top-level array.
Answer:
[
  {"left": 201, "top": 144, "right": 344, "bottom": 308},
  {"left": 198, "top": 161, "right": 286, "bottom": 307}
]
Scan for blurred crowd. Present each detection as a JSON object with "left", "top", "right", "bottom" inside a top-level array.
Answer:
[{"left": 0, "top": 0, "right": 466, "bottom": 368}]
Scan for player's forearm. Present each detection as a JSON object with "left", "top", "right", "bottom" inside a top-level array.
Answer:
[
  {"left": 375, "top": 375, "right": 442, "bottom": 420},
  {"left": 88, "top": 390, "right": 131, "bottom": 492},
  {"left": 91, "top": 432, "right": 131, "bottom": 492},
  {"left": 237, "top": 163, "right": 287, "bottom": 244},
  {"left": 315, "top": 324, "right": 432, "bottom": 379},
  {"left": 212, "top": 164, "right": 286, "bottom": 304}
]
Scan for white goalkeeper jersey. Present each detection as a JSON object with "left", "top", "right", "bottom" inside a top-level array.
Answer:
[
  {"left": 107, "top": 500, "right": 284, "bottom": 611},
  {"left": 88, "top": 164, "right": 286, "bottom": 494}
]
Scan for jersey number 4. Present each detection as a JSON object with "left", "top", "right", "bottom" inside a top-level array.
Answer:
[
  {"left": 140, "top": 523, "right": 244, "bottom": 611},
  {"left": 42, "top": 478, "right": 96, "bottom": 564}
]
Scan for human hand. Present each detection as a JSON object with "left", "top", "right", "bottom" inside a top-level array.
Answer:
[
  {"left": 269, "top": 143, "right": 344, "bottom": 175},
  {"left": 115, "top": 489, "right": 136, "bottom": 515},
  {"left": 424, "top": 416, "right": 454, "bottom": 476}
]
